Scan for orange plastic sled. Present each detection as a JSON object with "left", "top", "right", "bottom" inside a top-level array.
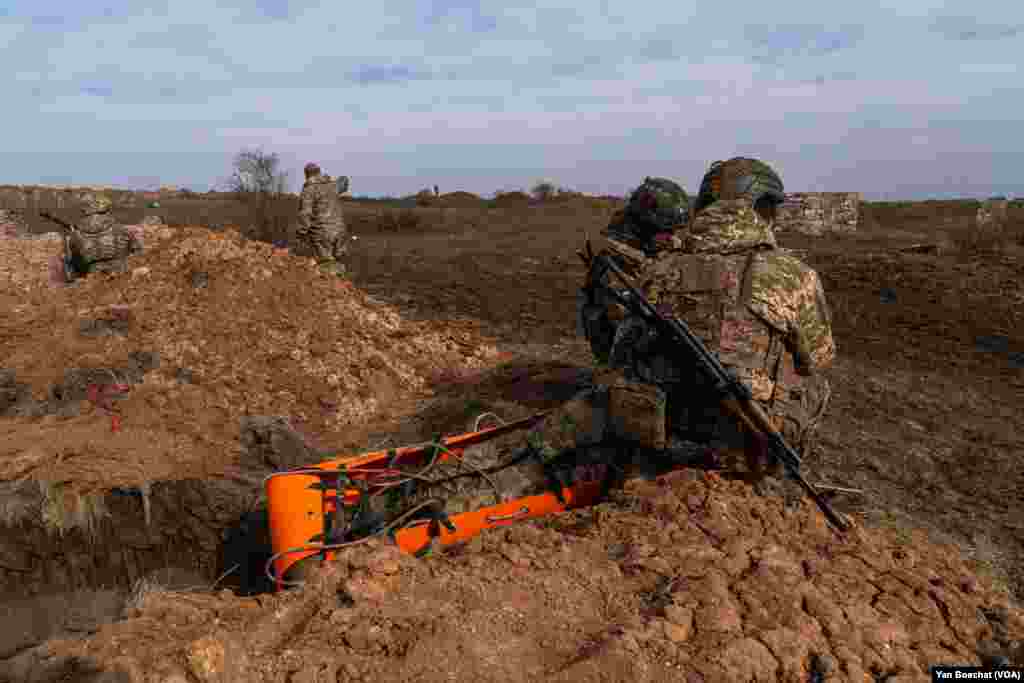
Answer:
[{"left": 265, "top": 413, "right": 608, "bottom": 589}]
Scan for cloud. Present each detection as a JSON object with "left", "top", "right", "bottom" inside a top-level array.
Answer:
[
  {"left": 930, "top": 16, "right": 1024, "bottom": 41},
  {"left": 350, "top": 63, "right": 432, "bottom": 86},
  {"left": 29, "top": 15, "right": 66, "bottom": 27},
  {"left": 423, "top": 0, "right": 499, "bottom": 32},
  {"left": 0, "top": 0, "right": 1022, "bottom": 198},
  {"left": 81, "top": 84, "right": 114, "bottom": 97},
  {"left": 253, "top": 0, "right": 292, "bottom": 21},
  {"left": 745, "top": 23, "right": 866, "bottom": 63}
]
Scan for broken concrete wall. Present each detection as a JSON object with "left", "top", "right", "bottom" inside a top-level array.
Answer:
[{"left": 777, "top": 192, "right": 861, "bottom": 235}]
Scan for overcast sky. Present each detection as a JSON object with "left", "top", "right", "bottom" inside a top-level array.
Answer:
[{"left": 1, "top": 1, "right": 1021, "bottom": 199}]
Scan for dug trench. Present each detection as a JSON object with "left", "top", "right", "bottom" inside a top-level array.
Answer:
[
  {"left": 0, "top": 340, "right": 603, "bottom": 662},
  {"left": 0, "top": 368, "right": 322, "bottom": 659}
]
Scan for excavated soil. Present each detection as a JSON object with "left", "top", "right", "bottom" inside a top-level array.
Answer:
[
  {"left": 3, "top": 474, "right": 1022, "bottom": 683},
  {"left": 2, "top": 201, "right": 1023, "bottom": 681},
  {"left": 0, "top": 224, "right": 504, "bottom": 633}
]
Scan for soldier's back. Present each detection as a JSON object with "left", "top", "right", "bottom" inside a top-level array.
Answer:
[
  {"left": 70, "top": 223, "right": 140, "bottom": 274},
  {"left": 305, "top": 177, "right": 346, "bottom": 233},
  {"left": 630, "top": 247, "right": 835, "bottom": 455}
]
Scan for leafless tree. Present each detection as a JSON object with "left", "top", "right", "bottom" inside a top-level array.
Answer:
[
  {"left": 224, "top": 148, "right": 293, "bottom": 244},
  {"left": 531, "top": 180, "right": 557, "bottom": 202},
  {"left": 226, "top": 148, "right": 289, "bottom": 197}
]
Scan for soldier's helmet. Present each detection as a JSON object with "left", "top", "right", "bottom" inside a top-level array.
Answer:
[
  {"left": 304, "top": 162, "right": 322, "bottom": 178},
  {"left": 82, "top": 194, "right": 113, "bottom": 215},
  {"left": 693, "top": 157, "right": 785, "bottom": 217},
  {"left": 624, "top": 177, "right": 690, "bottom": 234}
]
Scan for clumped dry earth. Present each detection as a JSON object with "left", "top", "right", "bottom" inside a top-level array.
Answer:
[{"left": 0, "top": 197, "right": 1022, "bottom": 682}]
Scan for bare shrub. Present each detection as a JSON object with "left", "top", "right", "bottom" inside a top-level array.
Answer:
[
  {"left": 223, "top": 148, "right": 294, "bottom": 245},
  {"left": 415, "top": 189, "right": 436, "bottom": 207},
  {"left": 226, "top": 148, "right": 289, "bottom": 196},
  {"left": 531, "top": 181, "right": 557, "bottom": 202}
]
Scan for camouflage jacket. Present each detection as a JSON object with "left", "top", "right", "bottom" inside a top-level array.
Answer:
[
  {"left": 78, "top": 212, "right": 118, "bottom": 235},
  {"left": 601, "top": 199, "right": 835, "bottom": 402},
  {"left": 69, "top": 223, "right": 142, "bottom": 273},
  {"left": 297, "top": 175, "right": 347, "bottom": 236}
]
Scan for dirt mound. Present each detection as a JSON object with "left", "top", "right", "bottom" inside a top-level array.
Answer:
[
  {"left": 437, "top": 191, "right": 484, "bottom": 207},
  {"left": 7, "top": 471, "right": 1021, "bottom": 682},
  {"left": 492, "top": 191, "right": 532, "bottom": 206},
  {"left": 0, "top": 225, "right": 503, "bottom": 489}
]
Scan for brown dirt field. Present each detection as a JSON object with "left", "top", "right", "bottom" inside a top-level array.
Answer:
[
  {"left": 346, "top": 201, "right": 1024, "bottom": 599},
  {"left": 2, "top": 198, "right": 1024, "bottom": 681}
]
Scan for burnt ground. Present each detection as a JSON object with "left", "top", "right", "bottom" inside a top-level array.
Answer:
[{"left": 1, "top": 199, "right": 1023, "bottom": 682}]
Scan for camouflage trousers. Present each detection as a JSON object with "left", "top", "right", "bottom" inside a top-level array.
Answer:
[{"left": 295, "top": 227, "right": 348, "bottom": 268}]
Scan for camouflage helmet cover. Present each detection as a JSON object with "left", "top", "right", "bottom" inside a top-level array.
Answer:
[
  {"left": 625, "top": 177, "right": 690, "bottom": 233},
  {"left": 82, "top": 193, "right": 113, "bottom": 214},
  {"left": 694, "top": 157, "right": 784, "bottom": 214}
]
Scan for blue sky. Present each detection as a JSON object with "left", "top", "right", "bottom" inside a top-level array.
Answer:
[{"left": 1, "top": 1, "right": 1021, "bottom": 199}]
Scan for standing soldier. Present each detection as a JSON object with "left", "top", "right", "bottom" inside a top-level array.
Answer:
[
  {"left": 66, "top": 193, "right": 142, "bottom": 277},
  {"left": 581, "top": 158, "right": 836, "bottom": 490},
  {"left": 296, "top": 162, "right": 349, "bottom": 275}
]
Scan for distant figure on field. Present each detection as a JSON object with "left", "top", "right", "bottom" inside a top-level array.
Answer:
[
  {"left": 434, "top": 184, "right": 439, "bottom": 198},
  {"left": 296, "top": 163, "right": 349, "bottom": 276},
  {"left": 67, "top": 194, "right": 142, "bottom": 276}
]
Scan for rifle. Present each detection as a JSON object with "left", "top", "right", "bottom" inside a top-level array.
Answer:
[
  {"left": 39, "top": 211, "right": 79, "bottom": 283},
  {"left": 577, "top": 240, "right": 849, "bottom": 532}
]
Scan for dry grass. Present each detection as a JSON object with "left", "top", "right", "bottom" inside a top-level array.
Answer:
[
  {"left": 0, "top": 481, "right": 41, "bottom": 528},
  {"left": 37, "top": 481, "right": 110, "bottom": 540},
  {"left": 123, "top": 575, "right": 165, "bottom": 613},
  {"left": 124, "top": 567, "right": 221, "bottom": 616},
  {"left": 963, "top": 533, "right": 1014, "bottom": 599},
  {"left": 868, "top": 508, "right": 915, "bottom": 545}
]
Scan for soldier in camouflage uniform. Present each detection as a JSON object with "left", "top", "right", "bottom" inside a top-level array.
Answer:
[
  {"left": 603, "top": 176, "right": 691, "bottom": 257},
  {"left": 296, "top": 162, "right": 349, "bottom": 275},
  {"left": 67, "top": 194, "right": 142, "bottom": 276},
  {"left": 581, "top": 159, "right": 836, "bottom": 484}
]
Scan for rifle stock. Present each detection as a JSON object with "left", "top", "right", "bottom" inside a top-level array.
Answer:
[
  {"left": 39, "top": 211, "right": 76, "bottom": 232},
  {"left": 580, "top": 241, "right": 849, "bottom": 532}
]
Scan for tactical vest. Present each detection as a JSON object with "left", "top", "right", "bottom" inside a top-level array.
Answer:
[{"left": 637, "top": 249, "right": 814, "bottom": 403}]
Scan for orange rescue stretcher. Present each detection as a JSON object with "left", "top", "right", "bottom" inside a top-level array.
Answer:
[{"left": 264, "top": 413, "right": 609, "bottom": 591}]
